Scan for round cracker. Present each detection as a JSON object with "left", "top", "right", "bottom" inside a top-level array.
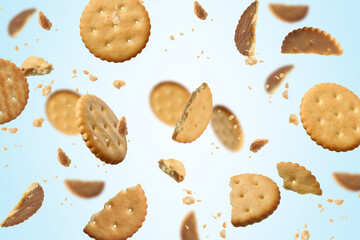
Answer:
[
  {"left": 150, "top": 81, "right": 190, "bottom": 126},
  {"left": 211, "top": 105, "right": 244, "bottom": 151},
  {"left": 8, "top": 8, "right": 37, "bottom": 38},
  {"left": 64, "top": 180, "right": 105, "bottom": 198},
  {"left": 300, "top": 83, "right": 360, "bottom": 152},
  {"left": 265, "top": 65, "right": 294, "bottom": 94},
  {"left": 76, "top": 94, "right": 127, "bottom": 164},
  {"left": 0, "top": 59, "right": 29, "bottom": 124},
  {"left": 80, "top": 0, "right": 151, "bottom": 63},
  {"left": 46, "top": 90, "right": 80, "bottom": 135},
  {"left": 268, "top": 4, "right": 308, "bottom": 23}
]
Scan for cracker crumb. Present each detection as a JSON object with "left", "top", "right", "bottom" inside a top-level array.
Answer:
[
  {"left": 194, "top": 1, "right": 208, "bottom": 20},
  {"left": 180, "top": 32, "right": 184, "bottom": 36},
  {"left": 329, "top": 237, "right": 334, "bottom": 240},
  {"left": 8, "top": 128, "right": 18, "bottom": 134},
  {"left": 75, "top": 88, "right": 79, "bottom": 92},
  {"left": 33, "top": 118, "right": 45, "bottom": 127},
  {"left": 43, "top": 179, "right": 47, "bottom": 183},
  {"left": 250, "top": 139, "right": 269, "bottom": 153},
  {"left": 182, "top": 196, "right": 195, "bottom": 205},
  {"left": 259, "top": 60, "right": 264, "bottom": 63},
  {"left": 113, "top": 80, "right": 126, "bottom": 89},
  {"left": 318, "top": 203, "right": 322, "bottom": 208},
  {"left": 295, "top": 233, "right": 300, "bottom": 239},
  {"left": 329, "top": 218, "right": 333, "bottom": 222},
  {"left": 73, "top": 69, "right": 77, "bottom": 74},
  {"left": 42, "top": 85, "right": 52, "bottom": 97},
  {"left": 245, "top": 56, "right": 258, "bottom": 66},
  {"left": 164, "top": 49, "right": 168, "bottom": 52},
  {"left": 57, "top": 148, "right": 71, "bottom": 167},
  {"left": 184, "top": 189, "right": 192, "bottom": 195},
  {"left": 89, "top": 74, "right": 98, "bottom": 82},
  {"left": 203, "top": 224, "right": 206, "bottom": 228},
  {"left": 60, "top": 202, "right": 63, "bottom": 206},
  {"left": 51, "top": 80, "right": 54, "bottom": 84},
  {"left": 4, "top": 164, "right": 8, "bottom": 168},
  {"left": 34, "top": 83, "right": 43, "bottom": 90},
  {"left": 217, "top": 213, "right": 221, "bottom": 217},
  {"left": 83, "top": 70, "right": 89, "bottom": 75},
  {"left": 301, "top": 230, "right": 309, "bottom": 240},
  {"left": 220, "top": 229, "right": 226, "bottom": 239},
  {"left": 24, "top": 43, "right": 28, "bottom": 46},
  {"left": 289, "top": 114, "right": 299, "bottom": 126},
  {"left": 201, "top": 50, "right": 204, "bottom": 54},
  {"left": 14, "top": 45, "right": 19, "bottom": 51},
  {"left": 285, "top": 82, "right": 289, "bottom": 89},
  {"left": 38, "top": 11, "right": 52, "bottom": 30},
  {"left": 327, "top": 199, "right": 333, "bottom": 203},
  {"left": 192, "top": 28, "right": 194, "bottom": 32},
  {"left": 212, "top": 215, "right": 217, "bottom": 219},
  {"left": 1, "top": 127, "right": 7, "bottom": 131},
  {"left": 223, "top": 222, "right": 227, "bottom": 228},
  {"left": 282, "top": 90, "right": 289, "bottom": 99},
  {"left": 36, "top": 38, "right": 39, "bottom": 42},
  {"left": 334, "top": 199, "right": 344, "bottom": 206},
  {"left": 170, "top": 35, "right": 175, "bottom": 40},
  {"left": 196, "top": 199, "right": 201, "bottom": 202},
  {"left": 248, "top": 85, "right": 252, "bottom": 90},
  {"left": 320, "top": 208, "right": 324, "bottom": 213},
  {"left": 65, "top": 197, "right": 67, "bottom": 201}
]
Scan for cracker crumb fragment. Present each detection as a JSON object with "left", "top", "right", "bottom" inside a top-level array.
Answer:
[
  {"left": 75, "top": 88, "right": 79, "bottom": 92},
  {"left": 36, "top": 38, "right": 39, "bottom": 42},
  {"left": 334, "top": 199, "right": 344, "bottom": 206},
  {"left": 329, "top": 218, "right": 333, "bottom": 222},
  {"left": 180, "top": 32, "right": 184, "bottom": 36},
  {"left": 170, "top": 35, "right": 175, "bottom": 40},
  {"left": 43, "top": 179, "right": 47, "bottom": 183},
  {"left": 295, "top": 233, "right": 300, "bottom": 239},
  {"left": 24, "top": 43, "right": 28, "bottom": 46},
  {"left": 327, "top": 199, "right": 333, "bottom": 203},
  {"left": 14, "top": 45, "right": 19, "bottom": 51},
  {"left": 34, "top": 84, "right": 43, "bottom": 90},
  {"left": 320, "top": 208, "right": 324, "bottom": 213},
  {"left": 248, "top": 85, "right": 252, "bottom": 90},
  {"left": 42, "top": 85, "right": 52, "bottom": 96},
  {"left": 301, "top": 230, "right": 309, "bottom": 240},
  {"left": 318, "top": 203, "right": 322, "bottom": 208},
  {"left": 1, "top": 127, "right": 7, "bottom": 131},
  {"left": 285, "top": 82, "right": 289, "bottom": 89},
  {"left": 72, "top": 69, "right": 77, "bottom": 74},
  {"left": 57, "top": 148, "right": 71, "bottom": 167},
  {"left": 38, "top": 11, "right": 52, "bottom": 30},
  {"left": 330, "top": 237, "right": 334, "bottom": 240},
  {"left": 203, "top": 224, "right": 206, "bottom": 228},
  {"left": 194, "top": 1, "right": 208, "bottom": 20},
  {"left": 217, "top": 213, "right": 221, "bottom": 217},
  {"left": 250, "top": 139, "right": 269, "bottom": 153},
  {"left": 8, "top": 128, "right": 18, "bottom": 134},
  {"left": 245, "top": 56, "right": 258, "bottom": 66},
  {"left": 220, "top": 229, "right": 226, "bottom": 239},
  {"left": 113, "top": 80, "right": 126, "bottom": 89},
  {"left": 4, "top": 164, "right": 8, "bottom": 168},
  {"left": 282, "top": 89, "right": 289, "bottom": 99},
  {"left": 223, "top": 222, "right": 227, "bottom": 228},
  {"left": 33, "top": 118, "right": 45, "bottom": 127},
  {"left": 89, "top": 74, "right": 98, "bottom": 82},
  {"left": 3, "top": 147, "right": 7, "bottom": 151},
  {"left": 21, "top": 56, "right": 54, "bottom": 76},
  {"left": 289, "top": 114, "right": 299, "bottom": 126},
  {"left": 182, "top": 196, "right": 195, "bottom": 205}
]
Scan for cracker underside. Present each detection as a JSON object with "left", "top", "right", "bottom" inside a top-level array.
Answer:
[
  {"left": 333, "top": 172, "right": 360, "bottom": 191},
  {"left": 8, "top": 8, "right": 36, "bottom": 37},
  {"left": 268, "top": 4, "right": 308, "bottom": 23},
  {"left": 180, "top": 211, "right": 200, "bottom": 240},
  {"left": 65, "top": 180, "right": 105, "bottom": 198}
]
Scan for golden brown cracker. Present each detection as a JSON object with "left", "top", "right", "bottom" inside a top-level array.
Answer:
[
  {"left": 211, "top": 105, "right": 244, "bottom": 151},
  {"left": 194, "top": 1, "right": 208, "bottom": 20},
  {"left": 158, "top": 159, "right": 185, "bottom": 183},
  {"left": 250, "top": 139, "right": 268, "bottom": 153},
  {"left": 8, "top": 8, "right": 36, "bottom": 38},
  {"left": 1, "top": 183, "right": 44, "bottom": 227},
  {"left": 46, "top": 90, "right": 80, "bottom": 135},
  {"left": 83, "top": 184, "right": 147, "bottom": 240},
  {"left": 172, "top": 83, "right": 213, "bottom": 143},
  {"left": 229, "top": 174, "right": 280, "bottom": 227},
  {"left": 150, "top": 81, "right": 190, "bottom": 126},
  {"left": 234, "top": 1, "right": 259, "bottom": 57},
  {"left": 277, "top": 162, "right": 322, "bottom": 195},
  {"left": 76, "top": 94, "right": 127, "bottom": 164},
  {"left": 57, "top": 148, "right": 71, "bottom": 167},
  {"left": 80, "top": 0, "right": 151, "bottom": 62},
  {"left": 38, "top": 11, "right": 52, "bottom": 30},
  {"left": 300, "top": 83, "right": 360, "bottom": 152},
  {"left": 0, "top": 59, "right": 29, "bottom": 124},
  {"left": 64, "top": 179, "right": 105, "bottom": 198},
  {"left": 281, "top": 27, "right": 343, "bottom": 55},
  {"left": 116, "top": 116, "right": 128, "bottom": 136},
  {"left": 21, "top": 56, "right": 53, "bottom": 76},
  {"left": 268, "top": 4, "right": 308, "bottom": 23},
  {"left": 265, "top": 65, "right": 294, "bottom": 94},
  {"left": 332, "top": 172, "right": 360, "bottom": 191},
  {"left": 181, "top": 211, "right": 200, "bottom": 240}
]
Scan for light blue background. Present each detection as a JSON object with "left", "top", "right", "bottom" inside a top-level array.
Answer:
[{"left": 0, "top": 0, "right": 359, "bottom": 239}]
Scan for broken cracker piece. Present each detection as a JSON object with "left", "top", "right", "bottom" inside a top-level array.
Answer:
[
  {"left": 183, "top": 196, "right": 195, "bottom": 205},
  {"left": 21, "top": 56, "right": 53, "bottom": 76},
  {"left": 42, "top": 85, "right": 52, "bottom": 97},
  {"left": 113, "top": 80, "right": 126, "bottom": 89},
  {"left": 38, "top": 11, "right": 52, "bottom": 30},
  {"left": 57, "top": 148, "right": 71, "bottom": 167},
  {"left": 33, "top": 117, "right": 45, "bottom": 127},
  {"left": 158, "top": 159, "right": 185, "bottom": 183},
  {"left": 194, "top": 1, "right": 208, "bottom": 20},
  {"left": 289, "top": 114, "right": 299, "bottom": 126},
  {"left": 250, "top": 139, "right": 268, "bottom": 153}
]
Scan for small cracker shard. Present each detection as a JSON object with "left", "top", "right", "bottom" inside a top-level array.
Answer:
[
  {"left": 172, "top": 83, "right": 213, "bottom": 143},
  {"left": 8, "top": 8, "right": 37, "bottom": 38},
  {"left": 113, "top": 80, "right": 126, "bottom": 89},
  {"left": 42, "top": 85, "right": 52, "bottom": 97},
  {"left": 332, "top": 172, "right": 360, "bottom": 191},
  {"left": 289, "top": 114, "right": 299, "bottom": 126},
  {"left": 89, "top": 74, "right": 98, "bottom": 82},
  {"left": 282, "top": 90, "right": 289, "bottom": 99},
  {"left": 38, "top": 11, "right": 52, "bottom": 30},
  {"left": 234, "top": 1, "right": 259, "bottom": 57},
  {"left": 8, "top": 128, "right": 18, "bottom": 134},
  {"left": 245, "top": 56, "right": 258, "bottom": 66},
  {"left": 83, "top": 184, "right": 147, "bottom": 240},
  {"left": 116, "top": 116, "right": 128, "bottom": 136},
  {"left": 57, "top": 148, "right": 71, "bottom": 167},
  {"left": 183, "top": 196, "right": 195, "bottom": 205},
  {"left": 21, "top": 56, "right": 54, "bottom": 76},
  {"left": 158, "top": 159, "right": 186, "bottom": 183},
  {"left": 1, "top": 182, "right": 44, "bottom": 227},
  {"left": 181, "top": 211, "right": 200, "bottom": 240},
  {"left": 281, "top": 27, "right": 343, "bottom": 56},
  {"left": 220, "top": 229, "right": 226, "bottom": 239},
  {"left": 277, "top": 162, "right": 322, "bottom": 195},
  {"left": 230, "top": 174, "right": 280, "bottom": 227},
  {"left": 250, "top": 139, "right": 268, "bottom": 153},
  {"left": 33, "top": 117, "right": 45, "bottom": 127},
  {"left": 301, "top": 230, "right": 310, "bottom": 240},
  {"left": 64, "top": 179, "right": 104, "bottom": 198},
  {"left": 268, "top": 4, "right": 309, "bottom": 23},
  {"left": 265, "top": 65, "right": 294, "bottom": 94},
  {"left": 194, "top": 1, "right": 208, "bottom": 20}
]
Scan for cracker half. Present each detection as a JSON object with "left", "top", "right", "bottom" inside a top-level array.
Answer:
[
  {"left": 80, "top": 0, "right": 151, "bottom": 62},
  {"left": 8, "top": 8, "right": 36, "bottom": 38},
  {"left": 172, "top": 83, "right": 213, "bottom": 143},
  {"left": 180, "top": 211, "right": 200, "bottom": 240},
  {"left": 0, "top": 59, "right": 29, "bottom": 124},
  {"left": 265, "top": 65, "right": 294, "bottom": 94},
  {"left": 230, "top": 174, "right": 280, "bottom": 227},
  {"left": 281, "top": 27, "right": 343, "bottom": 55},
  {"left": 277, "top": 162, "right": 322, "bottom": 195},
  {"left": 234, "top": 0, "right": 259, "bottom": 57},
  {"left": 76, "top": 94, "right": 127, "bottom": 164},
  {"left": 83, "top": 184, "right": 147, "bottom": 240},
  {"left": 46, "top": 90, "right": 80, "bottom": 135},
  {"left": 1, "top": 183, "right": 44, "bottom": 227},
  {"left": 268, "top": 4, "right": 308, "bottom": 23},
  {"left": 21, "top": 56, "right": 54, "bottom": 76},
  {"left": 64, "top": 180, "right": 105, "bottom": 198},
  {"left": 333, "top": 172, "right": 360, "bottom": 191},
  {"left": 150, "top": 81, "right": 190, "bottom": 126},
  {"left": 300, "top": 83, "right": 360, "bottom": 152},
  {"left": 158, "top": 159, "right": 185, "bottom": 183},
  {"left": 211, "top": 105, "right": 244, "bottom": 151}
]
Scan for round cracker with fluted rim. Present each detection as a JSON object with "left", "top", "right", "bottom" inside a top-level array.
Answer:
[
  {"left": 64, "top": 179, "right": 105, "bottom": 198},
  {"left": 46, "top": 90, "right": 80, "bottom": 135},
  {"left": 268, "top": 4, "right": 308, "bottom": 23},
  {"left": 281, "top": 27, "right": 343, "bottom": 55},
  {"left": 80, "top": 0, "right": 151, "bottom": 63},
  {"left": 180, "top": 211, "right": 200, "bottom": 240},
  {"left": 0, "top": 59, "right": 29, "bottom": 124},
  {"left": 211, "top": 105, "right": 244, "bottom": 151},
  {"left": 229, "top": 174, "right": 280, "bottom": 227},
  {"left": 300, "top": 83, "right": 360, "bottom": 152},
  {"left": 172, "top": 83, "right": 213, "bottom": 143},
  {"left": 265, "top": 65, "right": 294, "bottom": 94},
  {"left": 234, "top": 0, "right": 259, "bottom": 57},
  {"left": 332, "top": 172, "right": 360, "bottom": 191},
  {"left": 76, "top": 94, "right": 127, "bottom": 164},
  {"left": 150, "top": 81, "right": 190, "bottom": 126}
]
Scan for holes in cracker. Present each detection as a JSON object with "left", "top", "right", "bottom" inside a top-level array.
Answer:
[
  {"left": 254, "top": 182, "right": 259, "bottom": 186},
  {"left": 127, "top": 39, "right": 132, "bottom": 43},
  {"left": 245, "top": 208, "right": 250, "bottom": 213},
  {"left": 128, "top": 208, "right": 132, "bottom": 213},
  {"left": 92, "top": 29, "right": 96, "bottom": 33},
  {"left": 259, "top": 195, "right": 264, "bottom": 199},
  {"left": 239, "top": 193, "right": 244, "bottom": 198},
  {"left": 7, "top": 77, "right": 11, "bottom": 81},
  {"left": 92, "top": 221, "right": 96, "bottom": 224},
  {"left": 100, "top": 10, "right": 104, "bottom": 14},
  {"left": 107, "top": 43, "right": 111, "bottom": 47},
  {"left": 292, "top": 180, "right": 296, "bottom": 184},
  {"left": 113, "top": 224, "right": 117, "bottom": 228},
  {"left": 120, "top": 6, "right": 124, "bottom": 10},
  {"left": 113, "top": 25, "right": 117, "bottom": 29},
  {"left": 135, "top": 20, "right": 139, "bottom": 24},
  {"left": 108, "top": 204, "right": 112, "bottom": 208},
  {"left": 11, "top": 97, "right": 16, "bottom": 101}
]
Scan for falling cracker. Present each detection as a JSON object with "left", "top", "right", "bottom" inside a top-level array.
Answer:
[
  {"left": 268, "top": 4, "right": 309, "bottom": 23},
  {"left": 8, "top": 8, "right": 37, "bottom": 38},
  {"left": 158, "top": 159, "right": 186, "bottom": 183},
  {"left": 332, "top": 172, "right": 360, "bottom": 191},
  {"left": 194, "top": 1, "right": 208, "bottom": 20},
  {"left": 181, "top": 211, "right": 200, "bottom": 240},
  {"left": 250, "top": 139, "right": 268, "bottom": 153},
  {"left": 64, "top": 179, "right": 105, "bottom": 199}
]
